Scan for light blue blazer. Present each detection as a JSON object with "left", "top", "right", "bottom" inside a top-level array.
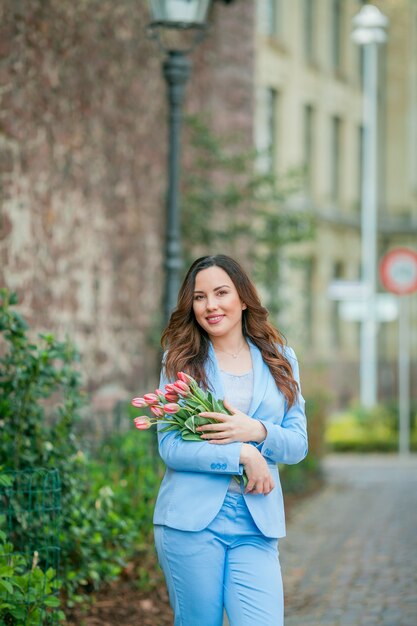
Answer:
[{"left": 153, "top": 340, "right": 308, "bottom": 538}]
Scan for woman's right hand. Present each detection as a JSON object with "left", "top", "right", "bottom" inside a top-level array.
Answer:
[{"left": 240, "top": 444, "right": 275, "bottom": 495}]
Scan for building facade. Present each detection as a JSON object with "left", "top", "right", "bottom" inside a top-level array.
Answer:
[{"left": 255, "top": 0, "right": 417, "bottom": 403}]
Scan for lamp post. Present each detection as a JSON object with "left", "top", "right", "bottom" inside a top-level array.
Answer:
[
  {"left": 147, "top": 0, "right": 212, "bottom": 325},
  {"left": 352, "top": 4, "right": 388, "bottom": 408}
]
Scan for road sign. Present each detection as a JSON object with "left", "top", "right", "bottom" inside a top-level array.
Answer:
[
  {"left": 339, "top": 293, "right": 398, "bottom": 322},
  {"left": 327, "top": 280, "right": 369, "bottom": 301},
  {"left": 379, "top": 247, "right": 417, "bottom": 295}
]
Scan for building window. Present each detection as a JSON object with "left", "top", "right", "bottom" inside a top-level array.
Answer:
[
  {"left": 304, "top": 256, "right": 315, "bottom": 347},
  {"left": 303, "top": 0, "right": 316, "bottom": 62},
  {"left": 357, "top": 124, "right": 364, "bottom": 209},
  {"left": 331, "top": 261, "right": 344, "bottom": 348},
  {"left": 255, "top": 87, "right": 279, "bottom": 173},
  {"left": 330, "top": 115, "right": 342, "bottom": 203},
  {"left": 331, "top": 0, "right": 343, "bottom": 73},
  {"left": 258, "top": 0, "right": 282, "bottom": 38},
  {"left": 303, "top": 104, "right": 315, "bottom": 195}
]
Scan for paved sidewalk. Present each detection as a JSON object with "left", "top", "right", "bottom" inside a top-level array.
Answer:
[{"left": 280, "top": 454, "right": 417, "bottom": 626}]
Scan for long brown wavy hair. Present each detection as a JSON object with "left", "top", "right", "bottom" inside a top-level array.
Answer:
[{"left": 161, "top": 255, "right": 299, "bottom": 407}]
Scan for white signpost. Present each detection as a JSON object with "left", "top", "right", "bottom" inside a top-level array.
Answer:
[
  {"left": 327, "top": 280, "right": 399, "bottom": 408},
  {"left": 380, "top": 248, "right": 417, "bottom": 456},
  {"left": 339, "top": 294, "right": 398, "bottom": 322}
]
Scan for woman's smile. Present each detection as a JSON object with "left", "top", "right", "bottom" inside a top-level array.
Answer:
[{"left": 206, "top": 314, "right": 225, "bottom": 325}]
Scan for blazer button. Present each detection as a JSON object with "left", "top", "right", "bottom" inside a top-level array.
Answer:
[
  {"left": 216, "top": 463, "right": 221, "bottom": 469},
  {"left": 210, "top": 463, "right": 216, "bottom": 470},
  {"left": 221, "top": 463, "right": 227, "bottom": 470}
]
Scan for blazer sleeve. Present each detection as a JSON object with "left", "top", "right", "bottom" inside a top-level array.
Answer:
[
  {"left": 156, "top": 367, "right": 244, "bottom": 475},
  {"left": 256, "top": 347, "right": 308, "bottom": 465}
]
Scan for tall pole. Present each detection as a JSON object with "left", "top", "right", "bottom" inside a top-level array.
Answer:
[
  {"left": 398, "top": 296, "right": 410, "bottom": 455},
  {"left": 360, "top": 39, "right": 378, "bottom": 408},
  {"left": 352, "top": 5, "right": 388, "bottom": 408},
  {"left": 163, "top": 51, "right": 191, "bottom": 325}
]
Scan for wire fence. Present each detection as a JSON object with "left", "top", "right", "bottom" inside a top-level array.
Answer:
[{"left": 0, "top": 468, "right": 62, "bottom": 625}]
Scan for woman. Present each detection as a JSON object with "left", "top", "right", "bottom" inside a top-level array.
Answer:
[{"left": 153, "top": 255, "right": 307, "bottom": 626}]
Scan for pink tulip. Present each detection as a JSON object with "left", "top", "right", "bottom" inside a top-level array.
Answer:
[
  {"left": 133, "top": 416, "right": 151, "bottom": 430},
  {"left": 177, "top": 372, "right": 193, "bottom": 384},
  {"left": 155, "top": 389, "right": 164, "bottom": 396},
  {"left": 150, "top": 405, "right": 164, "bottom": 417},
  {"left": 164, "top": 403, "right": 180, "bottom": 414},
  {"left": 143, "top": 393, "right": 159, "bottom": 405},
  {"left": 172, "top": 380, "right": 190, "bottom": 396},
  {"left": 131, "top": 397, "right": 147, "bottom": 408},
  {"left": 164, "top": 392, "right": 179, "bottom": 403},
  {"left": 164, "top": 383, "right": 177, "bottom": 393}
]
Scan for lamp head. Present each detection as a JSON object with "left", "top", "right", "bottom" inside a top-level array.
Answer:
[
  {"left": 352, "top": 4, "right": 389, "bottom": 45},
  {"left": 148, "top": 0, "right": 211, "bottom": 30}
]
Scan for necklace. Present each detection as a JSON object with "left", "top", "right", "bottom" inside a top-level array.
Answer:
[{"left": 214, "top": 342, "right": 246, "bottom": 359}]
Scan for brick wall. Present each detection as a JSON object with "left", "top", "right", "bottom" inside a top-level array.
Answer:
[{"left": 0, "top": 0, "right": 255, "bottom": 397}]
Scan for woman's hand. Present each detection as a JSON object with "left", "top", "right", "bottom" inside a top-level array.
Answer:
[
  {"left": 196, "top": 400, "right": 267, "bottom": 444},
  {"left": 240, "top": 444, "right": 275, "bottom": 495}
]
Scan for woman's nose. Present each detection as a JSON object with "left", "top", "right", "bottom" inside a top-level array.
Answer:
[{"left": 206, "top": 297, "right": 218, "bottom": 311}]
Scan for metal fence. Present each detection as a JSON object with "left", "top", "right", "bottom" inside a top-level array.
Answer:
[{"left": 0, "top": 468, "right": 62, "bottom": 625}]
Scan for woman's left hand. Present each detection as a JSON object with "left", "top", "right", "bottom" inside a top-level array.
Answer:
[{"left": 196, "top": 400, "right": 267, "bottom": 444}]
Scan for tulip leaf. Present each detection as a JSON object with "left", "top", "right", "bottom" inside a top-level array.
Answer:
[
  {"left": 180, "top": 431, "right": 201, "bottom": 441},
  {"left": 214, "top": 399, "right": 231, "bottom": 414},
  {"left": 184, "top": 398, "right": 203, "bottom": 409},
  {"left": 159, "top": 424, "right": 180, "bottom": 433},
  {"left": 184, "top": 415, "right": 211, "bottom": 433}
]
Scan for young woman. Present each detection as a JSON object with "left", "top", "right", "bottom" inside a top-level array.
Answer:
[{"left": 153, "top": 255, "right": 307, "bottom": 626}]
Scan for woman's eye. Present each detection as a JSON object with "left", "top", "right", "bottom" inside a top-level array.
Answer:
[
  {"left": 218, "top": 290, "right": 228, "bottom": 296},
  {"left": 194, "top": 295, "right": 204, "bottom": 301}
]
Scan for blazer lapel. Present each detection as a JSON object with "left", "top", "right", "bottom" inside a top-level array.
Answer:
[
  {"left": 206, "top": 342, "right": 225, "bottom": 400},
  {"left": 247, "top": 340, "right": 270, "bottom": 417}
]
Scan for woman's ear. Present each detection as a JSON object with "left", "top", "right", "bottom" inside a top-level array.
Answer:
[{"left": 242, "top": 302, "right": 247, "bottom": 310}]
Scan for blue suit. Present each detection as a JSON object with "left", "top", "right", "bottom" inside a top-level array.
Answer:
[
  {"left": 154, "top": 341, "right": 307, "bottom": 538},
  {"left": 153, "top": 341, "right": 308, "bottom": 625}
]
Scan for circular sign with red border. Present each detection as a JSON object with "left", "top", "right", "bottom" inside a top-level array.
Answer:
[{"left": 379, "top": 247, "right": 417, "bottom": 295}]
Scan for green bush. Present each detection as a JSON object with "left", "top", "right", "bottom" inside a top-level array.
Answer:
[
  {"left": 84, "top": 428, "right": 165, "bottom": 590},
  {"left": 325, "top": 404, "right": 417, "bottom": 452},
  {"left": 0, "top": 290, "right": 144, "bottom": 609},
  {"left": 0, "top": 529, "right": 64, "bottom": 625}
]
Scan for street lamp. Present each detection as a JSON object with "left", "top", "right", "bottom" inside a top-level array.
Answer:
[
  {"left": 147, "top": 0, "right": 213, "bottom": 325},
  {"left": 352, "top": 4, "right": 388, "bottom": 408}
]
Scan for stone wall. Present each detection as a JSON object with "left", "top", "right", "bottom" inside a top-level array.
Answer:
[{"left": 0, "top": 0, "right": 255, "bottom": 398}]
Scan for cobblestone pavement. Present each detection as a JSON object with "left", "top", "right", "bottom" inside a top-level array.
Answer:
[{"left": 280, "top": 454, "right": 417, "bottom": 626}]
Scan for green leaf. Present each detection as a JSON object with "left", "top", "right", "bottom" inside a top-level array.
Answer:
[
  {"left": 180, "top": 432, "right": 202, "bottom": 441},
  {"left": 44, "top": 595, "right": 61, "bottom": 607},
  {"left": 0, "top": 564, "right": 14, "bottom": 577},
  {"left": 184, "top": 398, "right": 203, "bottom": 409},
  {"left": 0, "top": 578, "right": 14, "bottom": 594},
  {"left": 184, "top": 415, "right": 212, "bottom": 433},
  {"left": 159, "top": 424, "right": 180, "bottom": 433}
]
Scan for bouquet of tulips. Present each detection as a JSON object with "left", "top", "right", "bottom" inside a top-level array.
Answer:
[{"left": 131, "top": 372, "right": 246, "bottom": 485}]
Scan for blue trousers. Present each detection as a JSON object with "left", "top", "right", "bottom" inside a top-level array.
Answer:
[{"left": 154, "top": 492, "right": 283, "bottom": 626}]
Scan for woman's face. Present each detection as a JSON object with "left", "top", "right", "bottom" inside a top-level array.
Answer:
[{"left": 192, "top": 266, "right": 247, "bottom": 340}]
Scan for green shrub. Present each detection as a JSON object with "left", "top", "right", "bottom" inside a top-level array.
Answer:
[
  {"left": 325, "top": 404, "right": 417, "bottom": 452},
  {"left": 0, "top": 290, "right": 144, "bottom": 609},
  {"left": 0, "top": 529, "right": 64, "bottom": 625},
  {"left": 84, "top": 428, "right": 165, "bottom": 590},
  {"left": 86, "top": 428, "right": 162, "bottom": 529}
]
